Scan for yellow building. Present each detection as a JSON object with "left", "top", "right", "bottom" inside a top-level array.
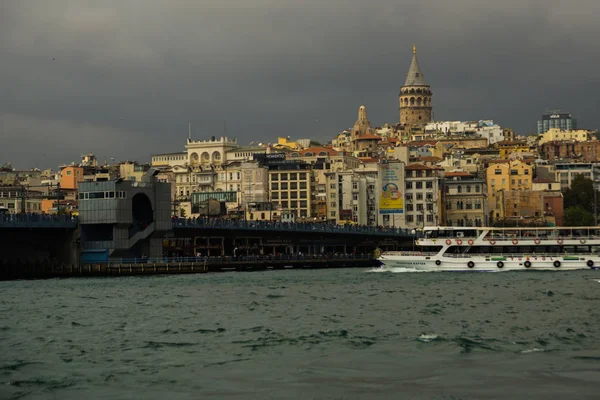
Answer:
[
  {"left": 494, "top": 141, "right": 530, "bottom": 159},
  {"left": 273, "top": 137, "right": 301, "bottom": 151},
  {"left": 486, "top": 160, "right": 533, "bottom": 194},
  {"left": 538, "top": 128, "right": 592, "bottom": 145}
]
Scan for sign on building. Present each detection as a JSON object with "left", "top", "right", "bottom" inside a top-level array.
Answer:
[{"left": 379, "top": 162, "right": 404, "bottom": 214}]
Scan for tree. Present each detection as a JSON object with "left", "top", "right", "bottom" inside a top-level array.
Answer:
[
  {"left": 564, "top": 206, "right": 595, "bottom": 226},
  {"left": 563, "top": 174, "right": 595, "bottom": 210},
  {"left": 309, "top": 140, "right": 323, "bottom": 147},
  {"left": 179, "top": 208, "right": 187, "bottom": 218}
]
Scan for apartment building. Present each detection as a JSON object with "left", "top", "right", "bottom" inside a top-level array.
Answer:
[
  {"left": 403, "top": 163, "right": 444, "bottom": 229},
  {"left": 444, "top": 171, "right": 486, "bottom": 227},
  {"left": 268, "top": 162, "right": 312, "bottom": 220}
]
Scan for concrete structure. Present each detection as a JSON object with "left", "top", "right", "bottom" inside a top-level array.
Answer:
[
  {"left": 324, "top": 168, "right": 378, "bottom": 226},
  {"left": 119, "top": 162, "right": 150, "bottom": 182},
  {"left": 0, "top": 186, "right": 43, "bottom": 214},
  {"left": 538, "top": 128, "right": 592, "bottom": 145},
  {"left": 268, "top": 162, "right": 312, "bottom": 220},
  {"left": 78, "top": 169, "right": 171, "bottom": 260},
  {"left": 403, "top": 163, "right": 444, "bottom": 229},
  {"left": 444, "top": 171, "right": 486, "bottom": 227},
  {"left": 399, "top": 46, "right": 432, "bottom": 126},
  {"left": 490, "top": 190, "right": 563, "bottom": 226},
  {"left": 550, "top": 162, "right": 600, "bottom": 191},
  {"left": 539, "top": 140, "right": 600, "bottom": 163},
  {"left": 537, "top": 111, "right": 577, "bottom": 134}
]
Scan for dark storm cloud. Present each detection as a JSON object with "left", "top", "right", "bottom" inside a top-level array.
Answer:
[{"left": 1, "top": 0, "right": 599, "bottom": 169}]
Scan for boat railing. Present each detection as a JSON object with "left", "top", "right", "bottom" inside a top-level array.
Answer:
[
  {"left": 442, "top": 252, "right": 594, "bottom": 259},
  {"left": 382, "top": 251, "right": 439, "bottom": 257},
  {"left": 421, "top": 235, "right": 600, "bottom": 243}
]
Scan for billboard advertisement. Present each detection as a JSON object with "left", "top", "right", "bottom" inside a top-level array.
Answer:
[{"left": 379, "top": 162, "right": 404, "bottom": 214}]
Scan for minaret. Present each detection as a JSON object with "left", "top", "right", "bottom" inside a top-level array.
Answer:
[{"left": 399, "top": 45, "right": 433, "bottom": 125}]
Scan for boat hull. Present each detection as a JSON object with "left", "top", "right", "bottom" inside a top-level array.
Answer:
[{"left": 377, "top": 255, "right": 599, "bottom": 272}]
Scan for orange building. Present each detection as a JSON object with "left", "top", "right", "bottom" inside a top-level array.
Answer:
[{"left": 60, "top": 166, "right": 84, "bottom": 190}]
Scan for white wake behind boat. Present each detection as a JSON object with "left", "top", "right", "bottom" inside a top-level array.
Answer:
[{"left": 378, "top": 226, "right": 600, "bottom": 272}]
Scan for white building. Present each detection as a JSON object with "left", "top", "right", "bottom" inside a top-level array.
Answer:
[{"left": 425, "top": 120, "right": 504, "bottom": 145}]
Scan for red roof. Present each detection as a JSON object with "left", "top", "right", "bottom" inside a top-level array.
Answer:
[
  {"left": 417, "top": 156, "right": 443, "bottom": 162},
  {"left": 445, "top": 171, "right": 472, "bottom": 177},
  {"left": 405, "top": 163, "right": 443, "bottom": 171},
  {"left": 354, "top": 134, "right": 381, "bottom": 140}
]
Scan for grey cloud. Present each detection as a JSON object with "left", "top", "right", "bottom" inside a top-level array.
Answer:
[{"left": 1, "top": 0, "right": 599, "bottom": 169}]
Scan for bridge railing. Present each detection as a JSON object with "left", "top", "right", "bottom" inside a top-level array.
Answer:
[
  {"left": 110, "top": 254, "right": 374, "bottom": 265},
  {"left": 0, "top": 214, "right": 79, "bottom": 228},
  {"left": 171, "top": 218, "right": 413, "bottom": 236}
]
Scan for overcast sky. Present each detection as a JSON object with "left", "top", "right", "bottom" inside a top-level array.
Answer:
[{"left": 1, "top": 0, "right": 599, "bottom": 170}]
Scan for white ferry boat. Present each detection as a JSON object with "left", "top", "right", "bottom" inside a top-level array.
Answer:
[{"left": 378, "top": 226, "right": 600, "bottom": 272}]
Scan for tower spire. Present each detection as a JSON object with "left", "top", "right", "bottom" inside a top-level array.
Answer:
[{"left": 413, "top": 44, "right": 416, "bottom": 55}]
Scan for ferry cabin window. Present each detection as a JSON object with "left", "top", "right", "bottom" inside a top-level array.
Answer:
[{"left": 425, "top": 229, "right": 478, "bottom": 238}]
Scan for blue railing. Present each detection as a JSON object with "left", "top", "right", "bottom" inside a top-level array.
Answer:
[
  {"left": 110, "top": 254, "right": 373, "bottom": 265},
  {"left": 0, "top": 214, "right": 79, "bottom": 229},
  {"left": 171, "top": 218, "right": 414, "bottom": 237}
]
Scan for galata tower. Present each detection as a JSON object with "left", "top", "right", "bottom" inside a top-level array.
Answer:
[{"left": 399, "top": 45, "right": 433, "bottom": 125}]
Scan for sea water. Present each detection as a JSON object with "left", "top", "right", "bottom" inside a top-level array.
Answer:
[{"left": 1, "top": 268, "right": 599, "bottom": 399}]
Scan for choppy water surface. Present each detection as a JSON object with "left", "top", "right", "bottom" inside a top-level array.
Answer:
[{"left": 2, "top": 268, "right": 600, "bottom": 399}]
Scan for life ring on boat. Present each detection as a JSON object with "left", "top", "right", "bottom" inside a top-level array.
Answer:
[
  {"left": 580, "top": 239, "right": 586, "bottom": 244},
  {"left": 467, "top": 261, "right": 475, "bottom": 269},
  {"left": 534, "top": 238, "right": 541, "bottom": 245},
  {"left": 456, "top": 240, "right": 463, "bottom": 245},
  {"left": 518, "top": 257, "right": 522, "bottom": 261},
  {"left": 497, "top": 261, "right": 504, "bottom": 268},
  {"left": 468, "top": 239, "right": 474, "bottom": 246},
  {"left": 587, "top": 260, "right": 594, "bottom": 267},
  {"left": 553, "top": 260, "right": 561, "bottom": 268},
  {"left": 542, "top": 257, "right": 546, "bottom": 261},
  {"left": 488, "top": 240, "right": 496, "bottom": 245},
  {"left": 435, "top": 260, "right": 441, "bottom": 266},
  {"left": 512, "top": 239, "right": 519, "bottom": 245},
  {"left": 524, "top": 261, "right": 531, "bottom": 268},
  {"left": 446, "top": 239, "right": 452, "bottom": 245},
  {"left": 557, "top": 238, "right": 564, "bottom": 245}
]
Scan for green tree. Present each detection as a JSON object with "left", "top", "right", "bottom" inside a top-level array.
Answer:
[
  {"left": 309, "top": 140, "right": 322, "bottom": 147},
  {"left": 563, "top": 174, "right": 595, "bottom": 209},
  {"left": 564, "top": 206, "right": 595, "bottom": 226},
  {"left": 179, "top": 208, "right": 187, "bottom": 218}
]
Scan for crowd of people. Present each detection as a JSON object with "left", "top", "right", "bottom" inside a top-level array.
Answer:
[{"left": 171, "top": 216, "right": 412, "bottom": 235}]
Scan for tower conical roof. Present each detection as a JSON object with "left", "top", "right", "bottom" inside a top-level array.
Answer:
[{"left": 404, "top": 45, "right": 427, "bottom": 86}]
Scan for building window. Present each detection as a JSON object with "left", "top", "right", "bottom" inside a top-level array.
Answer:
[
  {"left": 406, "top": 215, "right": 414, "bottom": 223},
  {"left": 300, "top": 182, "right": 307, "bottom": 190},
  {"left": 406, "top": 182, "right": 413, "bottom": 189},
  {"left": 457, "top": 185, "right": 462, "bottom": 193},
  {"left": 271, "top": 183, "right": 278, "bottom": 190},
  {"left": 406, "top": 204, "right": 413, "bottom": 212},
  {"left": 416, "top": 182, "right": 423, "bottom": 189},
  {"left": 426, "top": 181, "right": 433, "bottom": 189}
]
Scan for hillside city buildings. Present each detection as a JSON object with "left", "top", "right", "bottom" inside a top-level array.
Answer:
[{"left": 2, "top": 46, "right": 598, "bottom": 229}]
